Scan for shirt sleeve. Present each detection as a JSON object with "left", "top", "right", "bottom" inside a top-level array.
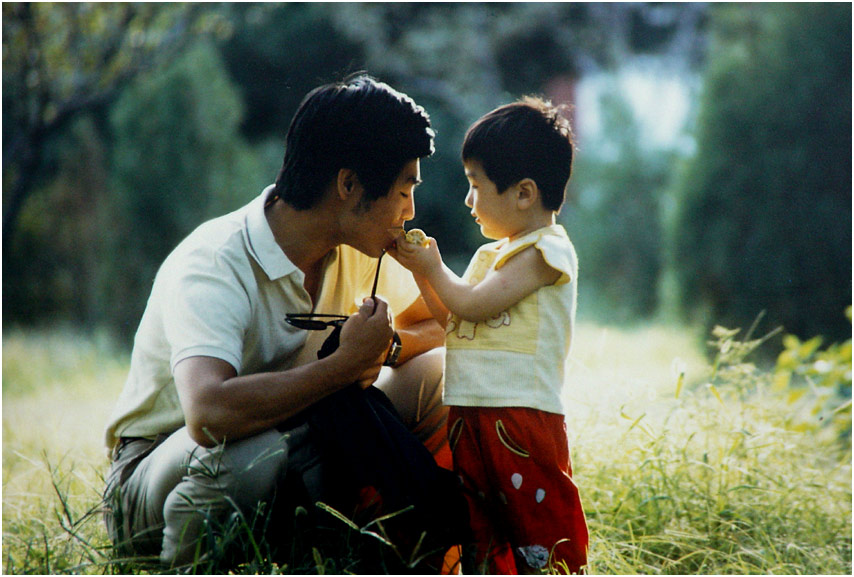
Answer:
[
  {"left": 494, "top": 228, "right": 576, "bottom": 285},
  {"left": 162, "top": 249, "right": 252, "bottom": 374},
  {"left": 534, "top": 233, "right": 576, "bottom": 286}
]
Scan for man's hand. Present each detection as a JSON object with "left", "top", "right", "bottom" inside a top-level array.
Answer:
[
  {"left": 336, "top": 297, "right": 394, "bottom": 388},
  {"left": 174, "top": 297, "right": 396, "bottom": 447}
]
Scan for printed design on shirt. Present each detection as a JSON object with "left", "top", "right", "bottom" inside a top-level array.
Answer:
[
  {"left": 446, "top": 310, "right": 511, "bottom": 341},
  {"left": 445, "top": 296, "right": 538, "bottom": 354},
  {"left": 445, "top": 242, "right": 541, "bottom": 354}
]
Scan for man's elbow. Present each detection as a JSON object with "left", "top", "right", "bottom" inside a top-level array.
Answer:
[
  {"left": 183, "top": 400, "right": 229, "bottom": 447},
  {"left": 186, "top": 419, "right": 224, "bottom": 448},
  {"left": 422, "top": 318, "right": 447, "bottom": 346}
]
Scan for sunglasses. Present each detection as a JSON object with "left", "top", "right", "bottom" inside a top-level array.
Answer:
[
  {"left": 285, "top": 250, "right": 386, "bottom": 331},
  {"left": 285, "top": 313, "right": 347, "bottom": 331}
]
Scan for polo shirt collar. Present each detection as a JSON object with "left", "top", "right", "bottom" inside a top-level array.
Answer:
[{"left": 244, "top": 185, "right": 300, "bottom": 281}]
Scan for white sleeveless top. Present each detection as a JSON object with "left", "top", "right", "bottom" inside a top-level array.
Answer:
[{"left": 444, "top": 224, "right": 578, "bottom": 415}]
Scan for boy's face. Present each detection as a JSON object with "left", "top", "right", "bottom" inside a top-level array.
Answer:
[
  {"left": 464, "top": 160, "right": 518, "bottom": 241},
  {"left": 348, "top": 159, "right": 421, "bottom": 256}
]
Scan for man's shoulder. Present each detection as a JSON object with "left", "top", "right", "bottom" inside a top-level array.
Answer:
[{"left": 164, "top": 206, "right": 252, "bottom": 277}]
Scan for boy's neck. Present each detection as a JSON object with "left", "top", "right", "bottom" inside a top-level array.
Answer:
[{"left": 507, "top": 211, "right": 556, "bottom": 241}]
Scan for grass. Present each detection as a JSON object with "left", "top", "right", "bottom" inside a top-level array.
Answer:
[{"left": 2, "top": 321, "right": 851, "bottom": 574}]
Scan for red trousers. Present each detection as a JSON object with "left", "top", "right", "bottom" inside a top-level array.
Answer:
[{"left": 448, "top": 406, "right": 589, "bottom": 574}]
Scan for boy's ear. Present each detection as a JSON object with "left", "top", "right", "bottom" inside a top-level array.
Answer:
[
  {"left": 336, "top": 168, "right": 360, "bottom": 201},
  {"left": 515, "top": 178, "right": 539, "bottom": 210}
]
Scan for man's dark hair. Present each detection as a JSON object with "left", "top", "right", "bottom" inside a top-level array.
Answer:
[
  {"left": 273, "top": 74, "right": 435, "bottom": 210},
  {"left": 462, "top": 96, "right": 574, "bottom": 212}
]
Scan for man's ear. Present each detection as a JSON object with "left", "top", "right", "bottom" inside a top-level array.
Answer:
[
  {"left": 515, "top": 178, "right": 539, "bottom": 210},
  {"left": 337, "top": 168, "right": 360, "bottom": 201}
]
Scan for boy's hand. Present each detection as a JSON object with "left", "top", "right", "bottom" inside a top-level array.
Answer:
[
  {"left": 404, "top": 228, "right": 429, "bottom": 247},
  {"left": 389, "top": 229, "right": 442, "bottom": 278}
]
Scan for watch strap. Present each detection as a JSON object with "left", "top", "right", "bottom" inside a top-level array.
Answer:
[{"left": 383, "top": 331, "right": 402, "bottom": 366}]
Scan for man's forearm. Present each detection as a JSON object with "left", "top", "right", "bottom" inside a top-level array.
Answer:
[
  {"left": 175, "top": 351, "right": 369, "bottom": 447},
  {"left": 394, "top": 318, "right": 445, "bottom": 365},
  {"left": 177, "top": 298, "right": 395, "bottom": 447},
  {"left": 392, "top": 296, "right": 446, "bottom": 365}
]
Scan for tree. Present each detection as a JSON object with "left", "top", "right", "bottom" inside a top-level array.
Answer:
[
  {"left": 218, "top": 3, "right": 364, "bottom": 140},
  {"left": 675, "top": 4, "right": 852, "bottom": 342},
  {"left": 564, "top": 87, "right": 671, "bottom": 320},
  {"left": 222, "top": 3, "right": 708, "bottom": 268},
  {"left": 2, "top": 3, "right": 220, "bottom": 250},
  {"left": 100, "top": 41, "right": 268, "bottom": 339}
]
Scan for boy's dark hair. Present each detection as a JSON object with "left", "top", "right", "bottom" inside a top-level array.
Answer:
[
  {"left": 273, "top": 74, "right": 435, "bottom": 210},
  {"left": 462, "top": 96, "right": 574, "bottom": 212}
]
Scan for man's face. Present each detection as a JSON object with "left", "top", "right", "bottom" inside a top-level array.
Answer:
[{"left": 350, "top": 159, "right": 421, "bottom": 257}]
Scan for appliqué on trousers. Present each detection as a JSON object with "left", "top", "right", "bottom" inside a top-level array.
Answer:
[
  {"left": 496, "top": 419, "right": 530, "bottom": 458},
  {"left": 517, "top": 544, "right": 550, "bottom": 569}
]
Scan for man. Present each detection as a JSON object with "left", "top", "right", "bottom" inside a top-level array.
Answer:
[{"left": 103, "top": 75, "right": 450, "bottom": 568}]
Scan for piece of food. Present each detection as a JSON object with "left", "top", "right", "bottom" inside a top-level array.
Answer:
[{"left": 404, "top": 228, "right": 429, "bottom": 247}]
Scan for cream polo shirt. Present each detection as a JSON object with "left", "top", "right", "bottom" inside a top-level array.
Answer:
[
  {"left": 443, "top": 224, "right": 578, "bottom": 415},
  {"left": 104, "top": 186, "right": 420, "bottom": 450}
]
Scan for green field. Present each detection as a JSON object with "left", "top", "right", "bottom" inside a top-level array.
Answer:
[{"left": 3, "top": 322, "right": 851, "bottom": 574}]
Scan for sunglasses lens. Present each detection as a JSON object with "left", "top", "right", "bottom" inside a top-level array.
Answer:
[{"left": 286, "top": 315, "right": 347, "bottom": 330}]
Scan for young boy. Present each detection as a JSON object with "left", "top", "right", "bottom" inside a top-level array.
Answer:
[{"left": 390, "top": 97, "right": 588, "bottom": 574}]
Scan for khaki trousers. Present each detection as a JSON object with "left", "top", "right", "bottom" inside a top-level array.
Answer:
[{"left": 103, "top": 348, "right": 448, "bottom": 568}]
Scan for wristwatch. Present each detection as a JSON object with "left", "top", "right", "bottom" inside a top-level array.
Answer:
[{"left": 383, "top": 332, "right": 402, "bottom": 366}]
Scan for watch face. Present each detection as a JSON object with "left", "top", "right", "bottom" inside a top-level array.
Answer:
[{"left": 384, "top": 334, "right": 402, "bottom": 366}]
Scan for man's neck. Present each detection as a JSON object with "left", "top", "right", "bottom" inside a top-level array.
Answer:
[{"left": 265, "top": 200, "right": 339, "bottom": 274}]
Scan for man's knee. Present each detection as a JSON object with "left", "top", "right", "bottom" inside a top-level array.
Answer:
[
  {"left": 158, "top": 429, "right": 291, "bottom": 567},
  {"left": 402, "top": 346, "right": 445, "bottom": 391},
  {"left": 376, "top": 347, "right": 445, "bottom": 428}
]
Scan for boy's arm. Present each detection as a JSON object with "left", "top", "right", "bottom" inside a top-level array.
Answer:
[
  {"left": 425, "top": 245, "right": 561, "bottom": 322},
  {"left": 392, "top": 235, "right": 561, "bottom": 323},
  {"left": 387, "top": 237, "right": 451, "bottom": 327}
]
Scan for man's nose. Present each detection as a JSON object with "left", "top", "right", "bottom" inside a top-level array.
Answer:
[{"left": 402, "top": 194, "right": 415, "bottom": 221}]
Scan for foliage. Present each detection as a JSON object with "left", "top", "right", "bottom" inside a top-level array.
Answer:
[
  {"left": 2, "top": 4, "right": 710, "bottom": 331},
  {"left": 218, "top": 4, "right": 365, "bottom": 140},
  {"left": 577, "top": 319, "right": 851, "bottom": 574},
  {"left": 674, "top": 3, "right": 852, "bottom": 342},
  {"left": 565, "top": 84, "right": 671, "bottom": 321},
  {"left": 773, "top": 306, "right": 852, "bottom": 442},
  {"left": 699, "top": 308, "right": 852, "bottom": 444},
  {"left": 585, "top": 387, "right": 851, "bottom": 574},
  {"left": 3, "top": 323, "right": 851, "bottom": 575},
  {"left": 4, "top": 2, "right": 847, "bottom": 351},
  {"left": 2, "top": 115, "right": 109, "bottom": 326},
  {"left": 105, "top": 41, "right": 271, "bottom": 339},
  {"left": 2, "top": 3, "right": 225, "bottom": 247}
]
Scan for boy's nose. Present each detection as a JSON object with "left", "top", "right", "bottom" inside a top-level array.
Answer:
[{"left": 465, "top": 188, "right": 474, "bottom": 208}]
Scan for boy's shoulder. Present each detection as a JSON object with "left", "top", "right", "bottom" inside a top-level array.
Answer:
[{"left": 491, "top": 225, "right": 576, "bottom": 284}]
